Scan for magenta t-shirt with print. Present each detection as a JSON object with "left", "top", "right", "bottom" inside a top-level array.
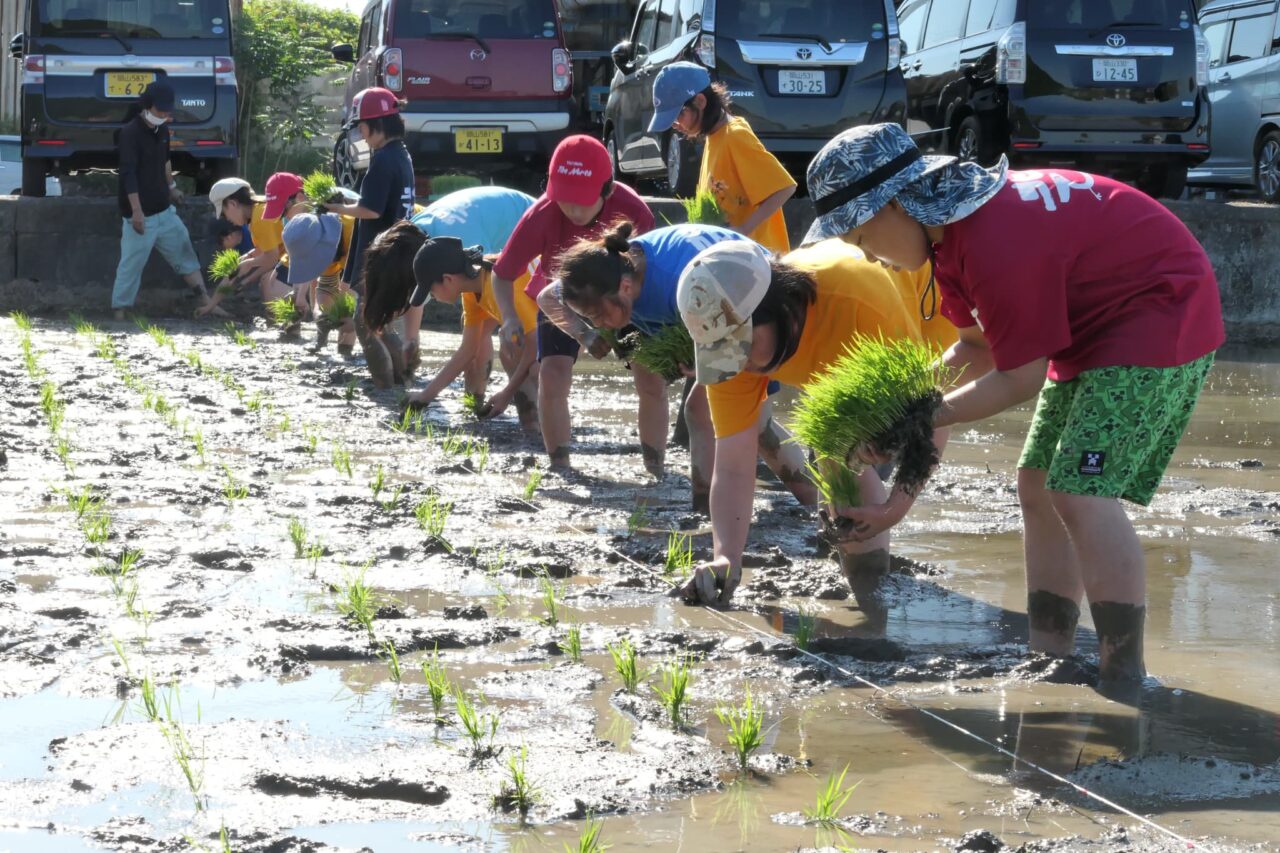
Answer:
[
  {"left": 934, "top": 169, "right": 1224, "bottom": 382},
  {"left": 492, "top": 182, "right": 656, "bottom": 299}
]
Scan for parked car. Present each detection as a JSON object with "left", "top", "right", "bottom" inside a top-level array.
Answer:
[
  {"left": 1, "top": 135, "right": 62, "bottom": 195},
  {"left": 1188, "top": 0, "right": 1280, "bottom": 201},
  {"left": 331, "top": 0, "right": 576, "bottom": 186},
  {"left": 894, "top": 0, "right": 1212, "bottom": 198},
  {"left": 7, "top": 0, "right": 239, "bottom": 197},
  {"left": 603, "top": 0, "right": 908, "bottom": 196}
]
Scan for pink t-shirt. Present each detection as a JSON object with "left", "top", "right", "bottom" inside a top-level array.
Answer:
[
  {"left": 935, "top": 169, "right": 1224, "bottom": 382},
  {"left": 492, "top": 182, "right": 656, "bottom": 299}
]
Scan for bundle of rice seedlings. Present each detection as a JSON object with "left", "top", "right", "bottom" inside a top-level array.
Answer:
[
  {"left": 806, "top": 459, "right": 861, "bottom": 510},
  {"left": 302, "top": 169, "right": 340, "bottom": 206},
  {"left": 318, "top": 291, "right": 357, "bottom": 329},
  {"left": 627, "top": 324, "right": 694, "bottom": 383},
  {"left": 266, "top": 297, "right": 301, "bottom": 328},
  {"left": 681, "top": 189, "right": 727, "bottom": 226},
  {"left": 791, "top": 336, "right": 949, "bottom": 496},
  {"left": 208, "top": 249, "right": 240, "bottom": 283}
]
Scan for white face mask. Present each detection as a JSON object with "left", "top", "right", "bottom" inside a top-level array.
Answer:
[{"left": 142, "top": 109, "right": 169, "bottom": 127}]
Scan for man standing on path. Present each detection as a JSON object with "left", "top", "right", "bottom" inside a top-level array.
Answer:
[{"left": 111, "top": 81, "right": 219, "bottom": 320}]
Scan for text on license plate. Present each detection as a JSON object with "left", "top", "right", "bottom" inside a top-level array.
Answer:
[
  {"left": 455, "top": 128, "right": 503, "bottom": 154},
  {"left": 1092, "top": 58, "right": 1137, "bottom": 82},
  {"left": 105, "top": 72, "right": 156, "bottom": 98},
  {"left": 778, "top": 69, "right": 826, "bottom": 95}
]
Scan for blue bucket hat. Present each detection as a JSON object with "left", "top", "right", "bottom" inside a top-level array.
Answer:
[
  {"left": 282, "top": 213, "right": 344, "bottom": 285},
  {"left": 804, "top": 123, "right": 1007, "bottom": 246},
  {"left": 648, "top": 62, "right": 712, "bottom": 133}
]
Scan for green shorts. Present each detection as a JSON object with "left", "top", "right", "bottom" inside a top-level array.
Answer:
[{"left": 1018, "top": 353, "right": 1215, "bottom": 506}]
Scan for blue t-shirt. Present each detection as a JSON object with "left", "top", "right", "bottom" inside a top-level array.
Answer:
[
  {"left": 411, "top": 186, "right": 534, "bottom": 253},
  {"left": 628, "top": 224, "right": 746, "bottom": 335},
  {"left": 238, "top": 224, "right": 255, "bottom": 255}
]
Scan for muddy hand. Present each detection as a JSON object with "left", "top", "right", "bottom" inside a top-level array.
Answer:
[
  {"left": 836, "top": 501, "right": 905, "bottom": 542},
  {"left": 672, "top": 557, "right": 740, "bottom": 607},
  {"left": 480, "top": 388, "right": 511, "bottom": 421},
  {"left": 587, "top": 335, "right": 612, "bottom": 360},
  {"left": 851, "top": 441, "right": 893, "bottom": 467},
  {"left": 499, "top": 319, "right": 524, "bottom": 364}
]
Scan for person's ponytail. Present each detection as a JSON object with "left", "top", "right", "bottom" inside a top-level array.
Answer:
[{"left": 558, "top": 219, "right": 638, "bottom": 308}]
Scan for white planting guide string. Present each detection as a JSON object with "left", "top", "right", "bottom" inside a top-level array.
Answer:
[{"left": 521, "top": 496, "right": 1206, "bottom": 852}]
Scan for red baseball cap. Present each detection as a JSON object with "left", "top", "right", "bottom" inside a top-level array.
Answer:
[
  {"left": 547, "top": 135, "right": 612, "bottom": 207},
  {"left": 262, "top": 172, "right": 304, "bottom": 221},
  {"left": 350, "top": 87, "right": 401, "bottom": 124}
]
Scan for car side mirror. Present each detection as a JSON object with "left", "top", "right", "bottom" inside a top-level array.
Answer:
[
  {"left": 611, "top": 40, "right": 634, "bottom": 72},
  {"left": 9, "top": 32, "right": 24, "bottom": 59},
  {"left": 331, "top": 43, "right": 355, "bottom": 63}
]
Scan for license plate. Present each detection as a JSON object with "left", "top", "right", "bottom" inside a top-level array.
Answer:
[
  {"left": 455, "top": 128, "right": 503, "bottom": 154},
  {"left": 1092, "top": 58, "right": 1137, "bottom": 82},
  {"left": 778, "top": 69, "right": 826, "bottom": 95},
  {"left": 105, "top": 71, "right": 155, "bottom": 98}
]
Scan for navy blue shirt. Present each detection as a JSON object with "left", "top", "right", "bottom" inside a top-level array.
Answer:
[
  {"left": 628, "top": 224, "right": 746, "bottom": 335},
  {"left": 344, "top": 138, "right": 415, "bottom": 288}
]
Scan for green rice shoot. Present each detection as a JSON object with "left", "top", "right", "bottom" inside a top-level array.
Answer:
[
  {"left": 607, "top": 637, "right": 646, "bottom": 693},
  {"left": 420, "top": 645, "right": 451, "bottom": 722},
  {"left": 319, "top": 290, "right": 357, "bottom": 327},
  {"left": 558, "top": 623, "right": 583, "bottom": 662},
  {"left": 627, "top": 324, "right": 694, "bottom": 383},
  {"left": 804, "top": 764, "right": 859, "bottom": 825},
  {"left": 663, "top": 530, "right": 693, "bottom": 577},
  {"left": 715, "top": 687, "right": 766, "bottom": 770},
  {"left": 806, "top": 459, "right": 861, "bottom": 510},
  {"left": 565, "top": 815, "right": 608, "bottom": 853},
  {"left": 652, "top": 653, "right": 696, "bottom": 730},
  {"left": 208, "top": 249, "right": 240, "bottom": 282},
  {"left": 681, "top": 189, "right": 727, "bottom": 226},
  {"left": 302, "top": 169, "right": 338, "bottom": 206},
  {"left": 497, "top": 745, "right": 538, "bottom": 816},
  {"left": 267, "top": 297, "right": 300, "bottom": 328}
]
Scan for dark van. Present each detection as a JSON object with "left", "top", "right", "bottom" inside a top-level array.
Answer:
[
  {"left": 895, "top": 0, "right": 1211, "bottom": 198},
  {"left": 7, "top": 0, "right": 239, "bottom": 197},
  {"left": 332, "top": 0, "right": 575, "bottom": 185},
  {"left": 604, "top": 0, "right": 908, "bottom": 195}
]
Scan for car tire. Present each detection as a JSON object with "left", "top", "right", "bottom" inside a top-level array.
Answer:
[
  {"left": 953, "top": 115, "right": 998, "bottom": 166},
  {"left": 665, "top": 133, "right": 699, "bottom": 199},
  {"left": 333, "top": 136, "right": 361, "bottom": 191},
  {"left": 1254, "top": 130, "right": 1280, "bottom": 203},
  {"left": 1135, "top": 164, "right": 1187, "bottom": 200},
  {"left": 21, "top": 156, "right": 47, "bottom": 198},
  {"left": 606, "top": 129, "right": 631, "bottom": 186}
]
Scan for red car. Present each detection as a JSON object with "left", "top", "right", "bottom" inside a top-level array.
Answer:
[{"left": 331, "top": 0, "right": 575, "bottom": 186}]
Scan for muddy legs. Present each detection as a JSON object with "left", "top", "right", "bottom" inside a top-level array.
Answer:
[
  {"left": 755, "top": 407, "right": 817, "bottom": 506},
  {"left": 538, "top": 355, "right": 574, "bottom": 469}
]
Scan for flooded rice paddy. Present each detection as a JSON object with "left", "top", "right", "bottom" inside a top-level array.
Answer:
[{"left": 1, "top": 315, "right": 1278, "bottom": 852}]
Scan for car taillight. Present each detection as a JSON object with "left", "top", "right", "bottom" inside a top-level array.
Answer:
[
  {"left": 1193, "top": 24, "right": 1209, "bottom": 87},
  {"left": 23, "top": 54, "right": 44, "bottom": 84},
  {"left": 696, "top": 33, "right": 715, "bottom": 68},
  {"left": 382, "top": 47, "right": 403, "bottom": 91},
  {"left": 996, "top": 21, "right": 1026, "bottom": 85},
  {"left": 552, "top": 48, "right": 571, "bottom": 93},
  {"left": 214, "top": 56, "right": 236, "bottom": 87}
]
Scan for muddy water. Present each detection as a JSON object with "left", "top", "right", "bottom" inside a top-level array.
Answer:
[{"left": 1, "top": 318, "right": 1277, "bottom": 853}]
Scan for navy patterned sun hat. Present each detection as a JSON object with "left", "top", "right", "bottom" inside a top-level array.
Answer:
[{"left": 803, "top": 123, "right": 1008, "bottom": 246}]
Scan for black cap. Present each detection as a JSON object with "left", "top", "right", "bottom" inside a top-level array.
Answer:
[
  {"left": 143, "top": 81, "right": 176, "bottom": 111},
  {"left": 409, "top": 236, "right": 473, "bottom": 306}
]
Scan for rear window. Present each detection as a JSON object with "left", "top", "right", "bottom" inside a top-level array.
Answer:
[
  {"left": 717, "top": 0, "right": 886, "bottom": 43},
  {"left": 393, "top": 0, "right": 560, "bottom": 39},
  {"left": 32, "top": 0, "right": 231, "bottom": 39},
  {"left": 1029, "top": 0, "right": 1194, "bottom": 29}
]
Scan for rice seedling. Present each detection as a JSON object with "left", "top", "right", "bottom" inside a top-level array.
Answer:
[
  {"left": 160, "top": 690, "right": 206, "bottom": 811},
  {"left": 182, "top": 350, "right": 203, "bottom": 373},
  {"left": 138, "top": 672, "right": 161, "bottom": 722},
  {"left": 20, "top": 336, "right": 41, "bottom": 378},
  {"left": 414, "top": 493, "right": 453, "bottom": 549},
  {"left": 116, "top": 547, "right": 144, "bottom": 579},
  {"left": 208, "top": 248, "right": 241, "bottom": 283},
  {"left": 628, "top": 324, "right": 695, "bottom": 383},
  {"left": 558, "top": 623, "right": 583, "bottom": 662},
  {"left": 807, "top": 459, "right": 862, "bottom": 512},
  {"left": 368, "top": 464, "right": 386, "bottom": 501},
  {"left": 302, "top": 168, "right": 339, "bottom": 206},
  {"left": 472, "top": 440, "right": 490, "bottom": 473},
  {"left": 652, "top": 653, "right": 696, "bottom": 730},
  {"left": 537, "top": 574, "right": 563, "bottom": 627},
  {"left": 335, "top": 566, "right": 378, "bottom": 639},
  {"left": 190, "top": 427, "right": 207, "bottom": 465},
  {"left": 277, "top": 411, "right": 291, "bottom": 435},
  {"left": 790, "top": 336, "right": 950, "bottom": 496},
  {"left": 495, "top": 746, "right": 538, "bottom": 816},
  {"left": 266, "top": 297, "right": 300, "bottom": 328},
  {"left": 144, "top": 323, "right": 174, "bottom": 351},
  {"left": 392, "top": 407, "right": 416, "bottom": 434},
  {"left": 287, "top": 517, "right": 308, "bottom": 558},
  {"left": 94, "top": 335, "right": 118, "bottom": 361},
  {"left": 626, "top": 507, "right": 650, "bottom": 536},
  {"left": 663, "top": 530, "right": 693, "bottom": 577},
  {"left": 380, "top": 639, "right": 403, "bottom": 683},
  {"left": 794, "top": 606, "right": 817, "bottom": 650},
  {"left": 460, "top": 391, "right": 484, "bottom": 418},
  {"left": 331, "top": 445, "right": 353, "bottom": 479},
  {"left": 378, "top": 485, "right": 404, "bottom": 512},
  {"left": 439, "top": 428, "right": 466, "bottom": 457},
  {"left": 302, "top": 426, "right": 319, "bottom": 455},
  {"left": 715, "top": 687, "right": 766, "bottom": 771},
  {"left": 419, "top": 645, "right": 451, "bottom": 721},
  {"left": 565, "top": 815, "right": 609, "bottom": 853},
  {"left": 53, "top": 435, "right": 74, "bottom": 468},
  {"left": 492, "top": 581, "right": 514, "bottom": 614},
  {"left": 224, "top": 322, "right": 255, "bottom": 349},
  {"left": 110, "top": 634, "right": 132, "bottom": 677},
  {"left": 344, "top": 378, "right": 359, "bottom": 401},
  {"left": 64, "top": 485, "right": 102, "bottom": 520},
  {"left": 39, "top": 381, "right": 65, "bottom": 432},
  {"left": 305, "top": 540, "right": 325, "bottom": 576},
  {"left": 681, "top": 188, "right": 727, "bottom": 226},
  {"left": 804, "top": 764, "right": 858, "bottom": 825},
  {"left": 11, "top": 311, "right": 32, "bottom": 332},
  {"left": 453, "top": 687, "right": 499, "bottom": 757},
  {"left": 607, "top": 637, "right": 647, "bottom": 694},
  {"left": 245, "top": 392, "right": 264, "bottom": 413},
  {"left": 522, "top": 470, "right": 543, "bottom": 501},
  {"left": 83, "top": 511, "right": 113, "bottom": 547},
  {"left": 221, "top": 464, "right": 249, "bottom": 503},
  {"left": 319, "top": 290, "right": 357, "bottom": 328}
]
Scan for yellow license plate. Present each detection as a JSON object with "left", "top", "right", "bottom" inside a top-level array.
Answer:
[
  {"left": 455, "top": 128, "right": 503, "bottom": 154},
  {"left": 105, "top": 72, "right": 156, "bottom": 98}
]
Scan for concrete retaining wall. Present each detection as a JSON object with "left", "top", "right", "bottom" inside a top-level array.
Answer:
[{"left": 1, "top": 194, "right": 1277, "bottom": 345}]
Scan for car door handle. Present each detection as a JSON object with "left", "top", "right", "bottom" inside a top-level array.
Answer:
[
  {"left": 1220, "top": 72, "right": 1232, "bottom": 81},
  {"left": 910, "top": 60, "right": 923, "bottom": 71}
]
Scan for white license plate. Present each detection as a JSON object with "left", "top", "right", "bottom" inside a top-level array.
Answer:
[
  {"left": 778, "top": 69, "right": 826, "bottom": 95},
  {"left": 1092, "top": 58, "right": 1137, "bottom": 82}
]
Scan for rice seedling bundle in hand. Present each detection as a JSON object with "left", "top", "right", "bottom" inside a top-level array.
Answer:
[
  {"left": 681, "top": 189, "right": 727, "bottom": 227},
  {"left": 266, "top": 297, "right": 301, "bottom": 328},
  {"left": 302, "top": 169, "right": 340, "bottom": 206},
  {"left": 626, "top": 324, "right": 694, "bottom": 383},
  {"left": 791, "top": 336, "right": 949, "bottom": 496},
  {"left": 208, "top": 249, "right": 241, "bottom": 283},
  {"left": 318, "top": 291, "right": 357, "bottom": 330}
]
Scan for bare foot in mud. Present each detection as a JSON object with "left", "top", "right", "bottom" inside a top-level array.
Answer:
[{"left": 195, "top": 303, "right": 231, "bottom": 319}]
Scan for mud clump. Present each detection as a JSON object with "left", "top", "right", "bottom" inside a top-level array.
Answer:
[
  {"left": 254, "top": 773, "right": 449, "bottom": 805},
  {"left": 954, "top": 828, "right": 1006, "bottom": 851}
]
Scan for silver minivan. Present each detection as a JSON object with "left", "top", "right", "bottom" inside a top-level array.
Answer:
[{"left": 1189, "top": 0, "right": 1280, "bottom": 200}]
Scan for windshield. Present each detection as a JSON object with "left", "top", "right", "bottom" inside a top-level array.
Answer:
[
  {"left": 717, "top": 0, "right": 886, "bottom": 43},
  {"left": 1029, "top": 0, "right": 1193, "bottom": 29},
  {"left": 33, "top": 0, "right": 231, "bottom": 39},
  {"left": 393, "top": 0, "right": 560, "bottom": 39}
]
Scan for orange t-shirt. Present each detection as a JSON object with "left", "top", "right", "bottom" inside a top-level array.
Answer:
[
  {"left": 707, "top": 240, "right": 944, "bottom": 438},
  {"left": 460, "top": 267, "right": 538, "bottom": 332},
  {"left": 698, "top": 116, "right": 795, "bottom": 256}
]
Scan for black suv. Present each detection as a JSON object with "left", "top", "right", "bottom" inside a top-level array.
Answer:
[
  {"left": 8, "top": 0, "right": 239, "bottom": 196},
  {"left": 603, "top": 0, "right": 907, "bottom": 195},
  {"left": 895, "top": 0, "right": 1211, "bottom": 198}
]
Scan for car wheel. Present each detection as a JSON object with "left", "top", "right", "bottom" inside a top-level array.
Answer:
[
  {"left": 21, "top": 156, "right": 47, "bottom": 197},
  {"left": 954, "top": 116, "right": 1000, "bottom": 166},
  {"left": 1254, "top": 130, "right": 1280, "bottom": 203},
  {"left": 333, "top": 136, "right": 360, "bottom": 191},
  {"left": 606, "top": 129, "right": 630, "bottom": 186},
  {"left": 1135, "top": 164, "right": 1187, "bottom": 200},
  {"left": 665, "top": 133, "right": 699, "bottom": 198}
]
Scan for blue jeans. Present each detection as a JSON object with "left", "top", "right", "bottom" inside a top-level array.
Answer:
[{"left": 111, "top": 206, "right": 201, "bottom": 309}]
